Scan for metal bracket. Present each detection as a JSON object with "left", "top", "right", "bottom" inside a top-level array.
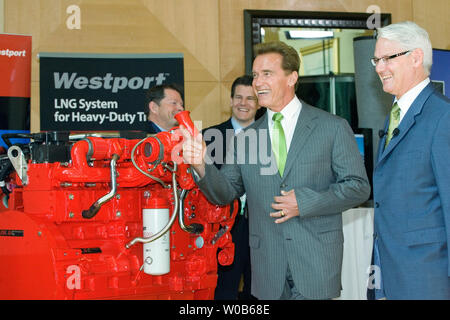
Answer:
[{"left": 7, "top": 146, "right": 28, "bottom": 185}]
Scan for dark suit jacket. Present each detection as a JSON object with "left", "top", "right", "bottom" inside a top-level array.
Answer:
[
  {"left": 202, "top": 118, "right": 234, "bottom": 170},
  {"left": 146, "top": 121, "right": 163, "bottom": 134},
  {"left": 202, "top": 117, "right": 246, "bottom": 217}
]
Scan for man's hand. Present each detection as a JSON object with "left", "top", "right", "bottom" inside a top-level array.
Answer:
[
  {"left": 179, "top": 125, "right": 207, "bottom": 178},
  {"left": 270, "top": 189, "right": 300, "bottom": 224}
]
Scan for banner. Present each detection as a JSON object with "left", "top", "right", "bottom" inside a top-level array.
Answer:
[
  {"left": 39, "top": 53, "right": 184, "bottom": 131},
  {"left": 0, "top": 34, "right": 32, "bottom": 149},
  {"left": 430, "top": 49, "right": 450, "bottom": 98}
]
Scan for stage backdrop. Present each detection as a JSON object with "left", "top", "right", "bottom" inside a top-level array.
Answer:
[
  {"left": 0, "top": 33, "right": 31, "bottom": 149},
  {"left": 39, "top": 53, "right": 184, "bottom": 131}
]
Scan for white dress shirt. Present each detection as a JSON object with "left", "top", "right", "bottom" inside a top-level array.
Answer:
[
  {"left": 395, "top": 78, "right": 430, "bottom": 123},
  {"left": 266, "top": 96, "right": 302, "bottom": 152}
]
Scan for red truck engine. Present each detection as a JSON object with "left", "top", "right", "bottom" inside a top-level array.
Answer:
[{"left": 0, "top": 111, "right": 237, "bottom": 299}]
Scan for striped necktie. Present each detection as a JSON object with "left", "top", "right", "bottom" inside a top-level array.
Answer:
[
  {"left": 385, "top": 102, "right": 400, "bottom": 147},
  {"left": 272, "top": 112, "right": 287, "bottom": 177}
]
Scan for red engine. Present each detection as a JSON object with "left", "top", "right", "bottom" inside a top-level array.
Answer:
[{"left": 0, "top": 111, "right": 237, "bottom": 300}]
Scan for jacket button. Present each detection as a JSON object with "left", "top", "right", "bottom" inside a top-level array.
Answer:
[
  {"left": 375, "top": 202, "right": 380, "bottom": 208},
  {"left": 280, "top": 183, "right": 287, "bottom": 188}
]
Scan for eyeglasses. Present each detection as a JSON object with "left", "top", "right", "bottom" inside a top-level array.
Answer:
[{"left": 370, "top": 50, "right": 411, "bottom": 66}]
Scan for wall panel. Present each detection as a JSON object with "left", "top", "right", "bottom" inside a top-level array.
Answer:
[
  {"left": 0, "top": 0, "right": 4, "bottom": 33},
  {"left": 412, "top": 0, "right": 449, "bottom": 50}
]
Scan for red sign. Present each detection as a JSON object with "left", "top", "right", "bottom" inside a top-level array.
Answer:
[{"left": 0, "top": 34, "right": 32, "bottom": 98}]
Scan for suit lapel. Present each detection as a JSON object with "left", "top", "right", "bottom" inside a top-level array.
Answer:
[
  {"left": 255, "top": 112, "right": 273, "bottom": 172},
  {"left": 376, "top": 117, "right": 389, "bottom": 164},
  {"left": 377, "top": 83, "right": 434, "bottom": 165},
  {"left": 281, "top": 102, "right": 317, "bottom": 180}
]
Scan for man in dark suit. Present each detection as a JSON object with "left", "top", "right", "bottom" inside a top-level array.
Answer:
[
  {"left": 144, "top": 84, "right": 184, "bottom": 134},
  {"left": 370, "top": 21, "right": 450, "bottom": 299},
  {"left": 203, "top": 75, "right": 259, "bottom": 300},
  {"left": 180, "top": 41, "right": 370, "bottom": 300}
]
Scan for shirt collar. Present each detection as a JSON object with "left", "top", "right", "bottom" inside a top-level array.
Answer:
[
  {"left": 395, "top": 78, "right": 430, "bottom": 115},
  {"left": 267, "top": 96, "right": 301, "bottom": 122},
  {"left": 230, "top": 116, "right": 251, "bottom": 134}
]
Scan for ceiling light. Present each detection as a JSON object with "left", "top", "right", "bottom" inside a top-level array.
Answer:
[{"left": 286, "top": 30, "right": 334, "bottom": 39}]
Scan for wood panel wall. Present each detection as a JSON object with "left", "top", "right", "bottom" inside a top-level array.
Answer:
[
  {"left": 2, "top": 0, "right": 448, "bottom": 132},
  {"left": 0, "top": 0, "right": 3, "bottom": 33}
]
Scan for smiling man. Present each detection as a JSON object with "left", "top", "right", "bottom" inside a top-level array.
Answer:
[
  {"left": 202, "top": 75, "right": 259, "bottom": 300},
  {"left": 145, "top": 84, "right": 184, "bottom": 133},
  {"left": 370, "top": 21, "right": 450, "bottom": 300},
  {"left": 180, "top": 41, "right": 370, "bottom": 300},
  {"left": 203, "top": 75, "right": 260, "bottom": 168},
  {"left": 230, "top": 75, "right": 260, "bottom": 129}
]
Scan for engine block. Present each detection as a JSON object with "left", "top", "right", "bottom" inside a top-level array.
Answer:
[{"left": 0, "top": 111, "right": 237, "bottom": 299}]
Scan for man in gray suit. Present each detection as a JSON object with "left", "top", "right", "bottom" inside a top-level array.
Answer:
[{"left": 180, "top": 41, "right": 370, "bottom": 300}]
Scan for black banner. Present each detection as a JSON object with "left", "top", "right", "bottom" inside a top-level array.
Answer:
[{"left": 39, "top": 53, "right": 184, "bottom": 131}]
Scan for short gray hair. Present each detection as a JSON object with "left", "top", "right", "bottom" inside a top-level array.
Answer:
[{"left": 377, "top": 21, "right": 432, "bottom": 75}]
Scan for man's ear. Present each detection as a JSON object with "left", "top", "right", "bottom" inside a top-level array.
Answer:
[
  {"left": 288, "top": 71, "right": 299, "bottom": 88},
  {"left": 411, "top": 48, "right": 424, "bottom": 68},
  {"left": 149, "top": 101, "right": 159, "bottom": 114}
]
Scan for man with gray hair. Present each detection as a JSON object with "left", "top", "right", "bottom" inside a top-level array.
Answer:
[{"left": 370, "top": 21, "right": 450, "bottom": 299}]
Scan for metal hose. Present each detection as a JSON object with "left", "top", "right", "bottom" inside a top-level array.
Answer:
[
  {"left": 125, "top": 163, "right": 179, "bottom": 249},
  {"left": 81, "top": 153, "right": 119, "bottom": 219}
]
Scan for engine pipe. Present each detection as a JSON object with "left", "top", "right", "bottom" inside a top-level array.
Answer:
[
  {"left": 174, "top": 111, "right": 199, "bottom": 137},
  {"left": 178, "top": 189, "right": 204, "bottom": 234},
  {"left": 81, "top": 153, "right": 120, "bottom": 219}
]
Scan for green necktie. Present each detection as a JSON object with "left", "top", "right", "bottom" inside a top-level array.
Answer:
[
  {"left": 385, "top": 102, "right": 400, "bottom": 147},
  {"left": 272, "top": 113, "right": 287, "bottom": 177}
]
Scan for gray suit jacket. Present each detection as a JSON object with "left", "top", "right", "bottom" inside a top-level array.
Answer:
[{"left": 197, "top": 101, "right": 370, "bottom": 299}]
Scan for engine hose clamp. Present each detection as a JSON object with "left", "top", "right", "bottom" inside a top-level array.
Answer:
[
  {"left": 146, "top": 136, "right": 165, "bottom": 172},
  {"left": 130, "top": 137, "right": 168, "bottom": 188}
]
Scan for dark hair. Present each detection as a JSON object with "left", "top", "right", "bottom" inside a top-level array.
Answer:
[
  {"left": 230, "top": 75, "right": 254, "bottom": 98},
  {"left": 253, "top": 41, "right": 300, "bottom": 74},
  {"left": 145, "top": 83, "right": 184, "bottom": 117}
]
